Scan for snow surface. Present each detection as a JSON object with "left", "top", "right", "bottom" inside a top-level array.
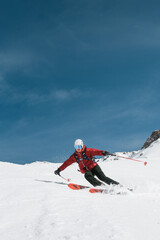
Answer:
[{"left": 1, "top": 139, "right": 160, "bottom": 240}]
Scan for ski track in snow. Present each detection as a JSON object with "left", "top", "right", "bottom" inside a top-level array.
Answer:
[{"left": 1, "top": 139, "right": 160, "bottom": 240}]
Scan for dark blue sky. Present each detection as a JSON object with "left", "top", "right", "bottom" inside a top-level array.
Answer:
[{"left": 0, "top": 0, "right": 160, "bottom": 164}]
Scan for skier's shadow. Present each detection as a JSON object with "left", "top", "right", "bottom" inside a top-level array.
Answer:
[{"left": 35, "top": 179, "right": 68, "bottom": 186}]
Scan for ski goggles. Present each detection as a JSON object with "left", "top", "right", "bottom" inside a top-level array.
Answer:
[{"left": 74, "top": 145, "right": 83, "bottom": 150}]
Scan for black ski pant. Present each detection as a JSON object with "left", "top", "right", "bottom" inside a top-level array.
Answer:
[{"left": 84, "top": 165, "right": 119, "bottom": 187}]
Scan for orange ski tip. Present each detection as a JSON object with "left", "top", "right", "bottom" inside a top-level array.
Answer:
[
  {"left": 89, "top": 188, "right": 103, "bottom": 193},
  {"left": 68, "top": 183, "right": 89, "bottom": 190},
  {"left": 68, "top": 183, "right": 80, "bottom": 190}
]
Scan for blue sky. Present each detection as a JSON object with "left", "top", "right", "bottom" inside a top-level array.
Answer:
[{"left": 0, "top": 0, "right": 160, "bottom": 164}]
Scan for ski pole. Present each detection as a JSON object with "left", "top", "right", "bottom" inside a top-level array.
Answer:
[
  {"left": 111, "top": 154, "right": 147, "bottom": 166},
  {"left": 59, "top": 174, "right": 71, "bottom": 182}
]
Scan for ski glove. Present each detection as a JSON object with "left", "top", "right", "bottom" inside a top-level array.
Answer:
[
  {"left": 102, "top": 151, "right": 111, "bottom": 156},
  {"left": 54, "top": 168, "right": 61, "bottom": 175}
]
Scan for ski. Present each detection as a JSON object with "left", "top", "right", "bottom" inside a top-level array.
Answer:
[
  {"left": 68, "top": 183, "right": 133, "bottom": 194},
  {"left": 89, "top": 187, "right": 133, "bottom": 195},
  {"left": 68, "top": 183, "right": 90, "bottom": 190},
  {"left": 89, "top": 188, "right": 126, "bottom": 194},
  {"left": 89, "top": 188, "right": 106, "bottom": 194}
]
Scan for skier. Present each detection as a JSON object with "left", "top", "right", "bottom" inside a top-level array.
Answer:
[{"left": 54, "top": 139, "right": 119, "bottom": 187}]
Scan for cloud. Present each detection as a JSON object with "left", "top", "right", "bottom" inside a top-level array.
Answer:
[
  {"left": 0, "top": 84, "right": 89, "bottom": 105},
  {"left": 20, "top": 89, "right": 81, "bottom": 104},
  {"left": 52, "top": 89, "right": 81, "bottom": 101},
  {"left": 0, "top": 51, "right": 34, "bottom": 72},
  {"left": 0, "top": 74, "right": 10, "bottom": 95}
]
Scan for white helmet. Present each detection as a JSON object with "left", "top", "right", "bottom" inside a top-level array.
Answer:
[{"left": 74, "top": 139, "right": 84, "bottom": 148}]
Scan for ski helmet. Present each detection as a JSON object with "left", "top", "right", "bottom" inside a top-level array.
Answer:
[{"left": 74, "top": 139, "right": 84, "bottom": 148}]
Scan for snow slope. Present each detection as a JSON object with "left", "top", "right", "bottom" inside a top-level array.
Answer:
[{"left": 1, "top": 139, "right": 160, "bottom": 240}]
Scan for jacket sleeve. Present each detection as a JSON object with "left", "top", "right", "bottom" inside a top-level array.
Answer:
[
  {"left": 59, "top": 154, "right": 76, "bottom": 171},
  {"left": 87, "top": 148, "right": 106, "bottom": 157}
]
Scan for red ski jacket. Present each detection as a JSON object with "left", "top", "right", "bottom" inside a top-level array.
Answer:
[{"left": 59, "top": 145, "right": 105, "bottom": 174}]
